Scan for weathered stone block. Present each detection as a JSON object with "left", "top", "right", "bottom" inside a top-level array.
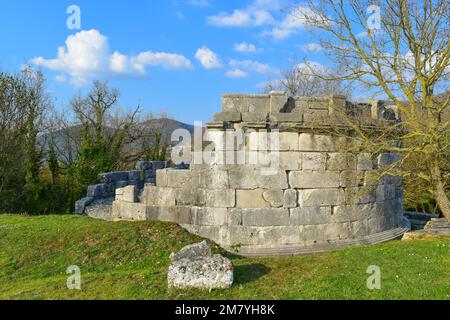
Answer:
[
  {"left": 196, "top": 167, "right": 229, "bottom": 189},
  {"left": 364, "top": 171, "right": 381, "bottom": 187},
  {"left": 228, "top": 225, "right": 300, "bottom": 246},
  {"left": 332, "top": 203, "right": 380, "bottom": 223},
  {"left": 214, "top": 112, "right": 242, "bottom": 122},
  {"left": 158, "top": 206, "right": 192, "bottom": 224},
  {"left": 299, "top": 188, "right": 345, "bottom": 207},
  {"left": 115, "top": 185, "right": 137, "bottom": 203},
  {"left": 85, "top": 198, "right": 114, "bottom": 221},
  {"left": 170, "top": 240, "right": 211, "bottom": 261},
  {"left": 261, "top": 226, "right": 303, "bottom": 245},
  {"left": 377, "top": 153, "right": 402, "bottom": 167},
  {"left": 157, "top": 187, "right": 176, "bottom": 207},
  {"left": 344, "top": 187, "right": 377, "bottom": 205},
  {"left": 327, "top": 153, "right": 352, "bottom": 171},
  {"left": 302, "top": 152, "right": 326, "bottom": 171},
  {"left": 191, "top": 207, "right": 228, "bottom": 226},
  {"left": 175, "top": 187, "right": 206, "bottom": 206},
  {"left": 289, "top": 171, "right": 340, "bottom": 189},
  {"left": 277, "top": 152, "right": 302, "bottom": 171},
  {"left": 357, "top": 153, "right": 373, "bottom": 171},
  {"left": 279, "top": 132, "right": 299, "bottom": 151},
  {"left": 299, "top": 133, "right": 347, "bottom": 152},
  {"left": 269, "top": 112, "right": 303, "bottom": 122},
  {"left": 262, "top": 189, "right": 284, "bottom": 208},
  {"left": 222, "top": 96, "right": 242, "bottom": 112},
  {"left": 289, "top": 207, "right": 332, "bottom": 225},
  {"left": 229, "top": 169, "right": 288, "bottom": 189},
  {"left": 269, "top": 93, "right": 288, "bottom": 113},
  {"left": 240, "top": 208, "right": 290, "bottom": 226},
  {"left": 349, "top": 220, "right": 369, "bottom": 238},
  {"left": 241, "top": 112, "right": 268, "bottom": 122},
  {"left": 303, "top": 110, "right": 329, "bottom": 123},
  {"left": 340, "top": 170, "right": 364, "bottom": 187},
  {"left": 74, "top": 197, "right": 94, "bottom": 214},
  {"left": 301, "top": 224, "right": 327, "bottom": 243},
  {"left": 227, "top": 208, "right": 243, "bottom": 225},
  {"left": 222, "top": 94, "right": 270, "bottom": 113},
  {"left": 324, "top": 222, "right": 354, "bottom": 240},
  {"left": 140, "top": 185, "right": 158, "bottom": 206},
  {"left": 167, "top": 169, "right": 192, "bottom": 187},
  {"left": 156, "top": 169, "right": 168, "bottom": 187},
  {"left": 206, "top": 189, "right": 236, "bottom": 208},
  {"left": 365, "top": 215, "right": 392, "bottom": 234},
  {"left": 283, "top": 189, "right": 297, "bottom": 208},
  {"left": 236, "top": 189, "right": 270, "bottom": 208},
  {"left": 168, "top": 241, "right": 233, "bottom": 290},
  {"left": 112, "top": 201, "right": 148, "bottom": 221},
  {"left": 380, "top": 174, "right": 403, "bottom": 187}
]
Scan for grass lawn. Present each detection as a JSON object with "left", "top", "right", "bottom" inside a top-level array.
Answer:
[{"left": 0, "top": 214, "right": 448, "bottom": 300}]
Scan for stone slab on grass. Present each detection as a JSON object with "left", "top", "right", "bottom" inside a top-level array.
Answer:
[{"left": 168, "top": 241, "right": 233, "bottom": 290}]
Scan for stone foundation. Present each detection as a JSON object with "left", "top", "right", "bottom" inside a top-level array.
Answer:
[{"left": 104, "top": 93, "right": 409, "bottom": 256}]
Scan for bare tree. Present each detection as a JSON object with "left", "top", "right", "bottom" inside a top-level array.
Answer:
[
  {"left": 296, "top": 0, "right": 450, "bottom": 220},
  {"left": 264, "top": 57, "right": 352, "bottom": 97}
]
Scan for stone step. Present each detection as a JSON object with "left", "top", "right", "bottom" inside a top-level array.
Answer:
[{"left": 404, "top": 211, "right": 439, "bottom": 221}]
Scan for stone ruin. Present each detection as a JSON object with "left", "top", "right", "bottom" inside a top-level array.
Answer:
[
  {"left": 74, "top": 161, "right": 171, "bottom": 220},
  {"left": 76, "top": 92, "right": 410, "bottom": 256}
]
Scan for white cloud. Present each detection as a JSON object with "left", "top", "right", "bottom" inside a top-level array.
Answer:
[
  {"left": 303, "top": 43, "right": 322, "bottom": 53},
  {"left": 234, "top": 42, "right": 258, "bottom": 53},
  {"left": 263, "top": 5, "right": 316, "bottom": 40},
  {"left": 207, "top": 1, "right": 315, "bottom": 40},
  {"left": 229, "top": 59, "right": 273, "bottom": 74},
  {"left": 226, "top": 68, "right": 249, "bottom": 78},
  {"left": 207, "top": 0, "right": 280, "bottom": 27},
  {"left": 208, "top": 10, "right": 257, "bottom": 27},
  {"left": 195, "top": 46, "right": 223, "bottom": 69},
  {"left": 31, "top": 29, "right": 193, "bottom": 86}
]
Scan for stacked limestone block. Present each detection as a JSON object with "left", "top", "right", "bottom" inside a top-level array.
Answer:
[
  {"left": 111, "top": 93, "right": 409, "bottom": 256},
  {"left": 75, "top": 160, "right": 169, "bottom": 215}
]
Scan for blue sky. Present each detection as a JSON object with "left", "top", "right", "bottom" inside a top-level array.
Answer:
[{"left": 0, "top": 0, "right": 327, "bottom": 124}]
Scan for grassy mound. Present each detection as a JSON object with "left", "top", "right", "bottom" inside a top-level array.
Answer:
[{"left": 0, "top": 215, "right": 448, "bottom": 300}]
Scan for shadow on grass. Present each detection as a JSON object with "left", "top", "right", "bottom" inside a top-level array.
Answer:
[{"left": 233, "top": 264, "right": 271, "bottom": 285}]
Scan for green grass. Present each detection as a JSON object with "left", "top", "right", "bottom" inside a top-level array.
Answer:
[{"left": 0, "top": 215, "right": 449, "bottom": 300}]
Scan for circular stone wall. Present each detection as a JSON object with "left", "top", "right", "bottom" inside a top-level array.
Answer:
[{"left": 114, "top": 93, "right": 409, "bottom": 256}]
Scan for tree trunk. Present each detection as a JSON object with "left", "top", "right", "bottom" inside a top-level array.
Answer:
[{"left": 431, "top": 162, "right": 450, "bottom": 222}]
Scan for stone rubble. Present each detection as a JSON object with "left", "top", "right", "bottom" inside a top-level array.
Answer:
[{"left": 167, "top": 241, "right": 234, "bottom": 289}]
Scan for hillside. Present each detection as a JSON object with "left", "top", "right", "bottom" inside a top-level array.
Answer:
[
  {"left": 37, "top": 118, "right": 195, "bottom": 160},
  {"left": 0, "top": 215, "right": 448, "bottom": 300}
]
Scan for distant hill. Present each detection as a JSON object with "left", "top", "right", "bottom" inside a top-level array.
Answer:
[{"left": 38, "top": 118, "right": 195, "bottom": 162}]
